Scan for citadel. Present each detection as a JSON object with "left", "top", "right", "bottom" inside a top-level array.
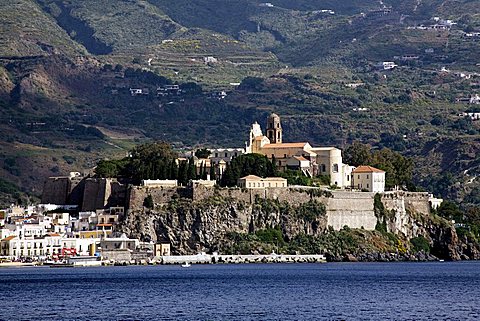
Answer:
[{"left": 0, "top": 113, "right": 444, "bottom": 263}]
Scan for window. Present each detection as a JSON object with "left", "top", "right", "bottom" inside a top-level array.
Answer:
[
  {"left": 358, "top": 175, "right": 360, "bottom": 179},
  {"left": 367, "top": 175, "right": 369, "bottom": 179},
  {"left": 333, "top": 164, "right": 339, "bottom": 173},
  {"left": 321, "top": 164, "right": 326, "bottom": 172},
  {"left": 367, "top": 184, "right": 369, "bottom": 188},
  {"left": 284, "top": 154, "right": 287, "bottom": 158},
  {"left": 225, "top": 153, "right": 228, "bottom": 157},
  {"left": 215, "top": 153, "right": 218, "bottom": 157}
]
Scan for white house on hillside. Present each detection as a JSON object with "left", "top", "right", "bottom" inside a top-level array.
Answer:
[{"left": 352, "top": 165, "right": 385, "bottom": 192}]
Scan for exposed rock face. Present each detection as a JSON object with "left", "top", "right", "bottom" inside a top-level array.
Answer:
[
  {"left": 119, "top": 186, "right": 471, "bottom": 260},
  {"left": 381, "top": 191, "right": 463, "bottom": 260},
  {"left": 121, "top": 196, "right": 327, "bottom": 255}
]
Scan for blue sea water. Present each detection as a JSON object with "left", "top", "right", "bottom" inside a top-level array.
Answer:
[{"left": 1, "top": 262, "right": 480, "bottom": 321}]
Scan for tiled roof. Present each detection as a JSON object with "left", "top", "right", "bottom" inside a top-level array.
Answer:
[
  {"left": 352, "top": 165, "right": 385, "bottom": 173},
  {"left": 293, "top": 156, "right": 309, "bottom": 162},
  {"left": 1, "top": 235, "right": 16, "bottom": 241},
  {"left": 240, "top": 175, "right": 261, "bottom": 180},
  {"left": 262, "top": 142, "right": 309, "bottom": 149}
]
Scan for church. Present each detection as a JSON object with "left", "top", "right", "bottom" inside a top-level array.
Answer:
[{"left": 243, "top": 113, "right": 354, "bottom": 188}]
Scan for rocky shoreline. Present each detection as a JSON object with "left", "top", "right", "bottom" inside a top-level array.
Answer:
[{"left": 327, "top": 251, "right": 441, "bottom": 262}]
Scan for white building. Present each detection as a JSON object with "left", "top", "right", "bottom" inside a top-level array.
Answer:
[
  {"left": 376, "top": 62, "right": 397, "bottom": 70},
  {"left": 0, "top": 234, "right": 99, "bottom": 258},
  {"left": 209, "top": 148, "right": 245, "bottom": 165},
  {"left": 237, "top": 175, "right": 288, "bottom": 189},
  {"left": 100, "top": 234, "right": 139, "bottom": 251},
  {"left": 428, "top": 194, "right": 443, "bottom": 210},
  {"left": 351, "top": 165, "right": 386, "bottom": 192},
  {"left": 204, "top": 56, "right": 218, "bottom": 64},
  {"left": 141, "top": 179, "right": 178, "bottom": 187}
]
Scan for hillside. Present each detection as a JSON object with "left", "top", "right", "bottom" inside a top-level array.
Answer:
[
  {"left": 0, "top": 0, "right": 86, "bottom": 57},
  {"left": 0, "top": 0, "right": 479, "bottom": 208}
]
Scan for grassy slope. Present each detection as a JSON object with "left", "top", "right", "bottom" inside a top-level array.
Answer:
[{"left": 0, "top": 0, "right": 85, "bottom": 57}]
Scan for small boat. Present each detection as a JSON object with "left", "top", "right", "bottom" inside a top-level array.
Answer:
[{"left": 181, "top": 262, "right": 191, "bottom": 268}]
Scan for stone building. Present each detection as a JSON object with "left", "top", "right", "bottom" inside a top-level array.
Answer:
[
  {"left": 351, "top": 166, "right": 385, "bottom": 192},
  {"left": 243, "top": 113, "right": 354, "bottom": 187},
  {"left": 237, "top": 175, "right": 288, "bottom": 189}
]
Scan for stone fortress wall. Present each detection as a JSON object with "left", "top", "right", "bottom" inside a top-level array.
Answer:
[
  {"left": 127, "top": 185, "right": 382, "bottom": 231},
  {"left": 42, "top": 176, "right": 432, "bottom": 232}
]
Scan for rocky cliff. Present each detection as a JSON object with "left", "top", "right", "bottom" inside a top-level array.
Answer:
[{"left": 119, "top": 186, "right": 477, "bottom": 260}]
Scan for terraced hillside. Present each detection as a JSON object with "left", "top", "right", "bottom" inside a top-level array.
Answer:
[{"left": 0, "top": 0, "right": 479, "bottom": 207}]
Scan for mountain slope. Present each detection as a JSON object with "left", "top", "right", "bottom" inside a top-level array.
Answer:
[{"left": 0, "top": 0, "right": 86, "bottom": 57}]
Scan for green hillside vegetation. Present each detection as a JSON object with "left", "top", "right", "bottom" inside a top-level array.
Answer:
[
  {"left": 0, "top": 0, "right": 85, "bottom": 57},
  {"left": 37, "top": 0, "right": 184, "bottom": 53},
  {"left": 0, "top": 0, "right": 479, "bottom": 212}
]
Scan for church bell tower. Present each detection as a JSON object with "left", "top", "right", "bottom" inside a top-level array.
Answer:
[{"left": 266, "top": 113, "right": 282, "bottom": 144}]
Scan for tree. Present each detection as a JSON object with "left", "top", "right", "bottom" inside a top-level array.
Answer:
[
  {"left": 343, "top": 142, "right": 372, "bottom": 167},
  {"left": 344, "top": 142, "right": 414, "bottom": 190},
  {"left": 195, "top": 148, "right": 211, "bottom": 159},
  {"left": 178, "top": 161, "right": 188, "bottom": 186},
  {"left": 202, "top": 162, "right": 208, "bottom": 179},
  {"left": 187, "top": 157, "right": 196, "bottom": 181},
  {"left": 169, "top": 160, "right": 178, "bottom": 180},
  {"left": 126, "top": 142, "right": 178, "bottom": 183},
  {"left": 220, "top": 154, "right": 276, "bottom": 187},
  {"left": 209, "top": 164, "right": 216, "bottom": 181},
  {"left": 143, "top": 195, "right": 154, "bottom": 209},
  {"left": 95, "top": 159, "right": 129, "bottom": 178}
]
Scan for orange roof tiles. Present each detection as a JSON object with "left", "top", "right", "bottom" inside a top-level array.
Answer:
[
  {"left": 293, "top": 156, "right": 309, "bottom": 162},
  {"left": 352, "top": 165, "right": 385, "bottom": 173},
  {"left": 262, "top": 142, "right": 309, "bottom": 149},
  {"left": 1, "top": 235, "right": 16, "bottom": 241}
]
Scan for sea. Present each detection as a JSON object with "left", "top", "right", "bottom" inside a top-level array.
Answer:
[{"left": 1, "top": 262, "right": 479, "bottom": 321}]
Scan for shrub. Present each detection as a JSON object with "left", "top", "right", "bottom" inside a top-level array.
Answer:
[
  {"left": 143, "top": 195, "right": 154, "bottom": 209},
  {"left": 410, "top": 236, "right": 430, "bottom": 253}
]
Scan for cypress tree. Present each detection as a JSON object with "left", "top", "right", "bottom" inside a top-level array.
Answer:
[
  {"left": 170, "top": 160, "right": 178, "bottom": 179},
  {"left": 187, "top": 157, "right": 196, "bottom": 180},
  {"left": 178, "top": 161, "right": 188, "bottom": 185},
  {"left": 202, "top": 162, "right": 208, "bottom": 179},
  {"left": 210, "top": 163, "right": 216, "bottom": 181}
]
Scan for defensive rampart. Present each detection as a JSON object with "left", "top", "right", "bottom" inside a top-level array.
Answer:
[{"left": 128, "top": 185, "right": 380, "bottom": 231}]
